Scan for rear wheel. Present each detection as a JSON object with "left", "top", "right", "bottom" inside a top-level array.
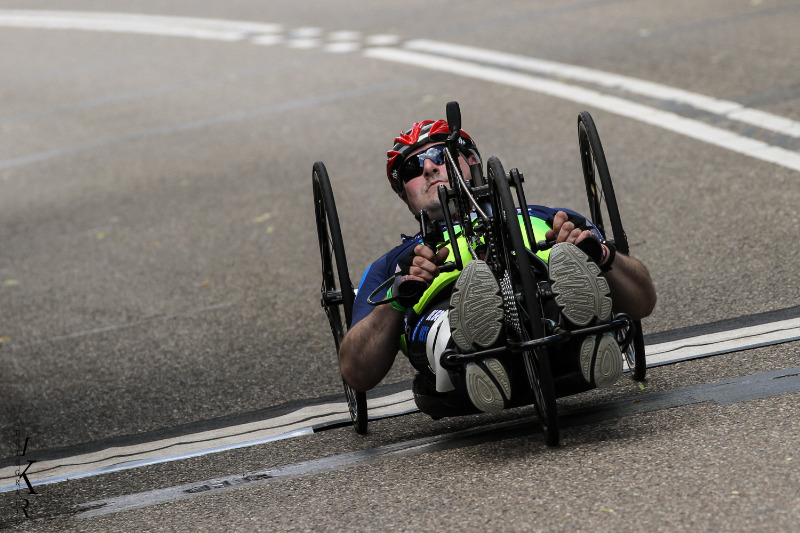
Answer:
[
  {"left": 313, "top": 161, "right": 368, "bottom": 433},
  {"left": 487, "top": 156, "right": 560, "bottom": 447},
  {"left": 578, "top": 112, "right": 646, "bottom": 381}
]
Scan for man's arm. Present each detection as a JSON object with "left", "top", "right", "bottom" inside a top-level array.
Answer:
[
  {"left": 601, "top": 252, "right": 657, "bottom": 319},
  {"left": 546, "top": 210, "right": 656, "bottom": 320},
  {"left": 339, "top": 244, "right": 449, "bottom": 392},
  {"left": 339, "top": 304, "right": 404, "bottom": 392}
]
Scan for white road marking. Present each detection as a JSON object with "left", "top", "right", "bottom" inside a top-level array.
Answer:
[
  {"left": 287, "top": 38, "right": 320, "bottom": 49},
  {"left": 2, "top": 317, "right": 798, "bottom": 493},
  {"left": 645, "top": 317, "right": 800, "bottom": 364},
  {"left": 0, "top": 10, "right": 282, "bottom": 41},
  {"left": 250, "top": 34, "right": 284, "bottom": 46},
  {"left": 325, "top": 42, "right": 361, "bottom": 54},
  {"left": 364, "top": 47, "right": 800, "bottom": 174},
  {"left": 365, "top": 34, "right": 401, "bottom": 46},
  {"left": 403, "top": 40, "right": 800, "bottom": 139},
  {"left": 328, "top": 30, "right": 361, "bottom": 41},
  {"left": 2, "top": 10, "right": 799, "bottom": 174},
  {"left": 0, "top": 391, "right": 416, "bottom": 491},
  {"left": 289, "top": 26, "right": 322, "bottom": 38}
]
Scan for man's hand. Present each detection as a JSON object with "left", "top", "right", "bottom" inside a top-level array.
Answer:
[
  {"left": 545, "top": 210, "right": 608, "bottom": 267},
  {"left": 404, "top": 244, "right": 450, "bottom": 284},
  {"left": 545, "top": 210, "right": 594, "bottom": 245},
  {"left": 391, "top": 244, "right": 450, "bottom": 309},
  {"left": 340, "top": 244, "right": 449, "bottom": 391},
  {"left": 545, "top": 210, "right": 656, "bottom": 319}
]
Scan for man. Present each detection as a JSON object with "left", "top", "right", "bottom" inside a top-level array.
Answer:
[{"left": 339, "top": 119, "right": 656, "bottom": 417}]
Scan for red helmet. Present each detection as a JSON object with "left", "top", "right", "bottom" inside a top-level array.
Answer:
[{"left": 386, "top": 120, "right": 480, "bottom": 193}]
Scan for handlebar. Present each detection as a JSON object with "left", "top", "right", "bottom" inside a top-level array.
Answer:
[{"left": 367, "top": 209, "right": 456, "bottom": 308}]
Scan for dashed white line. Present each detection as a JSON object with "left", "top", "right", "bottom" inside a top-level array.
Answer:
[
  {"left": 365, "top": 34, "right": 401, "bottom": 46},
  {"left": 289, "top": 26, "right": 322, "bottom": 38},
  {"left": 326, "top": 42, "right": 362, "bottom": 54},
  {"left": 287, "top": 38, "right": 320, "bottom": 49},
  {"left": 250, "top": 34, "right": 284, "bottom": 46},
  {"left": 328, "top": 30, "right": 361, "bottom": 41}
]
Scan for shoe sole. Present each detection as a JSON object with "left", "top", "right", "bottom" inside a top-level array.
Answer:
[
  {"left": 549, "top": 242, "right": 612, "bottom": 326},
  {"left": 449, "top": 260, "right": 503, "bottom": 351},
  {"left": 579, "top": 333, "right": 623, "bottom": 388},
  {"left": 465, "top": 358, "right": 511, "bottom": 413}
]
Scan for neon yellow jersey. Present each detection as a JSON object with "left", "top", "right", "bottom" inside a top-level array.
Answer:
[{"left": 412, "top": 214, "right": 553, "bottom": 314}]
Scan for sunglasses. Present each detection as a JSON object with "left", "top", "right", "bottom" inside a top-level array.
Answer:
[{"left": 399, "top": 144, "right": 448, "bottom": 183}]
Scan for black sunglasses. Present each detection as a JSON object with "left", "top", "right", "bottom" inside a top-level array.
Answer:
[{"left": 399, "top": 144, "right": 448, "bottom": 183}]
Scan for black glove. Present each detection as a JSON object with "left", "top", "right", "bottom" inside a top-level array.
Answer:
[
  {"left": 576, "top": 236, "right": 616, "bottom": 271},
  {"left": 546, "top": 212, "right": 615, "bottom": 271},
  {"left": 388, "top": 247, "right": 427, "bottom": 310}
]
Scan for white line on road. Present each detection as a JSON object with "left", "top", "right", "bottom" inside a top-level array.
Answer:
[
  {"left": 2, "top": 10, "right": 799, "bottom": 175},
  {"left": 0, "top": 392, "right": 416, "bottom": 491},
  {"left": 364, "top": 47, "right": 800, "bottom": 174},
  {"left": 403, "top": 40, "right": 800, "bottom": 139},
  {"left": 645, "top": 317, "right": 800, "bottom": 364},
  {"left": 0, "top": 10, "right": 282, "bottom": 41}
]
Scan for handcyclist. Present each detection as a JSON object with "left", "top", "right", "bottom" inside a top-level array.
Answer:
[{"left": 338, "top": 119, "right": 657, "bottom": 417}]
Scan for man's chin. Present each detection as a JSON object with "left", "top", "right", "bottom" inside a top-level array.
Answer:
[{"left": 418, "top": 203, "right": 456, "bottom": 222}]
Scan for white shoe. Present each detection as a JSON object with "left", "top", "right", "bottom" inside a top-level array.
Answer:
[
  {"left": 579, "top": 333, "right": 623, "bottom": 388},
  {"left": 449, "top": 260, "right": 504, "bottom": 351},
  {"left": 424, "top": 310, "right": 456, "bottom": 393},
  {"left": 465, "top": 358, "right": 511, "bottom": 413}
]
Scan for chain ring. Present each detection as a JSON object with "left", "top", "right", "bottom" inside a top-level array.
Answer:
[{"left": 501, "top": 271, "right": 522, "bottom": 339}]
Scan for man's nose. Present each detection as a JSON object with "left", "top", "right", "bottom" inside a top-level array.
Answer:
[{"left": 422, "top": 157, "right": 442, "bottom": 178}]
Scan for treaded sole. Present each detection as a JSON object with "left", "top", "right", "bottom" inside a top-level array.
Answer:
[
  {"left": 449, "top": 260, "right": 503, "bottom": 351},
  {"left": 465, "top": 358, "right": 511, "bottom": 413},
  {"left": 548, "top": 242, "right": 612, "bottom": 326},
  {"left": 579, "top": 333, "right": 622, "bottom": 388}
]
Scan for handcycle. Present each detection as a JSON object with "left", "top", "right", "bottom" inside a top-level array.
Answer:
[{"left": 313, "top": 102, "right": 646, "bottom": 446}]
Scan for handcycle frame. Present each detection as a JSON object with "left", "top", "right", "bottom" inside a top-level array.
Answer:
[{"left": 313, "top": 102, "right": 646, "bottom": 445}]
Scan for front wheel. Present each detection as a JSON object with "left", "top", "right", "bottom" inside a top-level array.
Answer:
[{"left": 487, "top": 156, "right": 560, "bottom": 447}]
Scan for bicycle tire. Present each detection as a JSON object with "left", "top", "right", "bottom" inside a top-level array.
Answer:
[
  {"left": 487, "top": 156, "right": 560, "bottom": 447},
  {"left": 577, "top": 112, "right": 646, "bottom": 381},
  {"left": 312, "top": 161, "right": 368, "bottom": 433}
]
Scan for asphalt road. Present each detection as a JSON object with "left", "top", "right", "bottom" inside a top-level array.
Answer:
[{"left": 1, "top": 1, "right": 799, "bottom": 531}]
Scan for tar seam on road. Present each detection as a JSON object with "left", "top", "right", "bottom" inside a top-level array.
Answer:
[{"left": 2, "top": 307, "right": 800, "bottom": 493}]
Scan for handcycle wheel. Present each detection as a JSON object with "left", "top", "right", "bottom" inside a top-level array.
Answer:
[
  {"left": 312, "top": 161, "right": 368, "bottom": 434},
  {"left": 487, "top": 156, "right": 560, "bottom": 447},
  {"left": 577, "top": 111, "right": 647, "bottom": 381}
]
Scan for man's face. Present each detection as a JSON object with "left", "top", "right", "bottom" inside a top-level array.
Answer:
[{"left": 400, "top": 143, "right": 476, "bottom": 220}]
